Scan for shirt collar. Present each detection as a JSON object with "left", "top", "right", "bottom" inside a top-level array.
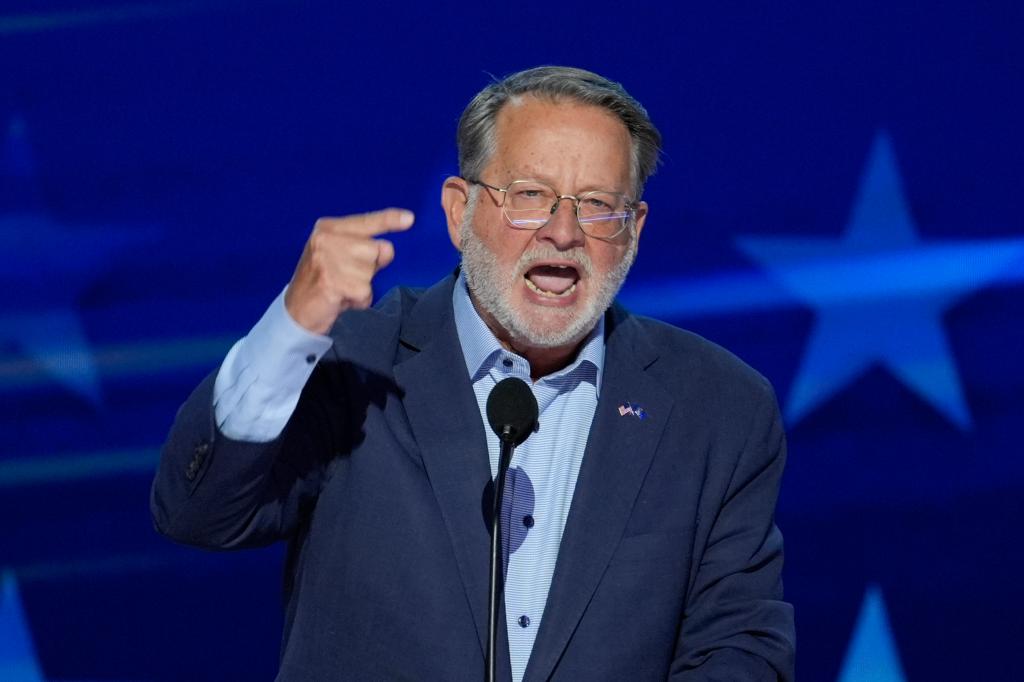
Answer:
[{"left": 452, "top": 271, "right": 605, "bottom": 395}]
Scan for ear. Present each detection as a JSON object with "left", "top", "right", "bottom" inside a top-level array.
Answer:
[
  {"left": 632, "top": 201, "right": 648, "bottom": 248},
  {"left": 441, "top": 176, "right": 470, "bottom": 250}
]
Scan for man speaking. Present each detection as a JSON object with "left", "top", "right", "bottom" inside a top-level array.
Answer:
[{"left": 151, "top": 66, "right": 795, "bottom": 680}]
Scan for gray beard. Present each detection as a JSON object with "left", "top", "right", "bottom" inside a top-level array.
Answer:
[{"left": 458, "top": 200, "right": 637, "bottom": 349}]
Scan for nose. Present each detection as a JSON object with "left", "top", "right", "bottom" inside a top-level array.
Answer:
[{"left": 537, "top": 196, "right": 586, "bottom": 250}]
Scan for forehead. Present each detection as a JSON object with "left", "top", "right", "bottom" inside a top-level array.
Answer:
[{"left": 488, "top": 96, "right": 633, "bottom": 189}]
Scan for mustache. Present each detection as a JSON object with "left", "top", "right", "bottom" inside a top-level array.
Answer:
[{"left": 515, "top": 246, "right": 594, "bottom": 277}]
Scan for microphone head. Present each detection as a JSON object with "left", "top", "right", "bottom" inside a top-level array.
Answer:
[{"left": 486, "top": 377, "right": 538, "bottom": 446}]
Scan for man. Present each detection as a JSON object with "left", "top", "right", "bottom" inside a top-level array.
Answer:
[{"left": 152, "top": 66, "right": 795, "bottom": 680}]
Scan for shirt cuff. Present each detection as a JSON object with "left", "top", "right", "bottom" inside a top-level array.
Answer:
[{"left": 213, "top": 287, "right": 334, "bottom": 442}]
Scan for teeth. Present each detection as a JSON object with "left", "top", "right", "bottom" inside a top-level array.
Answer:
[{"left": 525, "top": 278, "right": 578, "bottom": 298}]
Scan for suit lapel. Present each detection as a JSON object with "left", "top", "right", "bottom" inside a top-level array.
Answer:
[
  {"left": 525, "top": 309, "right": 674, "bottom": 682},
  {"left": 390, "top": 283, "right": 669, "bottom": 680},
  {"left": 390, "top": 277, "right": 505, "bottom": 672}
]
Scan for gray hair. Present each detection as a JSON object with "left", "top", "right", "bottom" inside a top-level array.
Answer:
[{"left": 457, "top": 66, "right": 662, "bottom": 199}]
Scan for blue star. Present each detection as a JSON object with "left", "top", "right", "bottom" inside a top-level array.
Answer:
[
  {"left": 836, "top": 584, "right": 907, "bottom": 682},
  {"left": 0, "top": 572, "right": 43, "bottom": 682},
  {"left": 0, "top": 116, "right": 158, "bottom": 403},
  {"left": 736, "top": 132, "right": 1024, "bottom": 430}
]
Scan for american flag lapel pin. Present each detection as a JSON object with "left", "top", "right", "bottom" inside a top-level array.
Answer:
[{"left": 618, "top": 401, "right": 647, "bottom": 420}]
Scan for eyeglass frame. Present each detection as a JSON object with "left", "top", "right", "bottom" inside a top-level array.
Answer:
[{"left": 464, "top": 178, "right": 639, "bottom": 240}]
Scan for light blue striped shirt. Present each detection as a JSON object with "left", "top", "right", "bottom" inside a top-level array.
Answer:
[
  {"left": 213, "top": 275, "right": 604, "bottom": 681},
  {"left": 452, "top": 272, "right": 604, "bottom": 682}
]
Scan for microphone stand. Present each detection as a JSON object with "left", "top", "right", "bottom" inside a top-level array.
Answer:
[
  {"left": 487, "top": 426, "right": 516, "bottom": 682},
  {"left": 484, "top": 376, "right": 536, "bottom": 682}
]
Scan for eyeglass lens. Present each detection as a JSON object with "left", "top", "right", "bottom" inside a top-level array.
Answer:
[{"left": 502, "top": 180, "right": 630, "bottom": 238}]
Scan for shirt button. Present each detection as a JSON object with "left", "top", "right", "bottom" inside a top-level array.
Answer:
[
  {"left": 518, "top": 615, "right": 530, "bottom": 628},
  {"left": 305, "top": 354, "right": 316, "bottom": 364},
  {"left": 502, "top": 358, "right": 513, "bottom": 368},
  {"left": 522, "top": 515, "right": 534, "bottom": 528}
]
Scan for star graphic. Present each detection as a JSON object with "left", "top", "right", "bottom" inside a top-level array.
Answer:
[
  {"left": 0, "top": 116, "right": 158, "bottom": 403},
  {"left": 736, "top": 131, "right": 1024, "bottom": 430},
  {"left": 836, "top": 584, "right": 907, "bottom": 682},
  {"left": 0, "top": 571, "right": 43, "bottom": 681}
]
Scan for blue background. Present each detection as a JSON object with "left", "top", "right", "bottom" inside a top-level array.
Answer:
[{"left": 2, "top": 1, "right": 1022, "bottom": 680}]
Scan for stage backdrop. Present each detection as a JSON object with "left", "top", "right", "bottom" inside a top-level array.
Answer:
[{"left": 2, "top": 2, "right": 1022, "bottom": 680}]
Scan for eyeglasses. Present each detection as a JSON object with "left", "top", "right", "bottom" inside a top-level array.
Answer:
[{"left": 466, "top": 178, "right": 637, "bottom": 240}]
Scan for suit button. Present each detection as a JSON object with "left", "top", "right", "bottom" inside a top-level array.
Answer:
[
  {"left": 185, "top": 464, "right": 197, "bottom": 481},
  {"left": 195, "top": 442, "right": 210, "bottom": 457},
  {"left": 518, "top": 615, "right": 530, "bottom": 628}
]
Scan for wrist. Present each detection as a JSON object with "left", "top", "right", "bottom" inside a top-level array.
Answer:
[{"left": 284, "top": 287, "right": 339, "bottom": 335}]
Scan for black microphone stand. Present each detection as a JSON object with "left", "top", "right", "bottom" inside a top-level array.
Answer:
[
  {"left": 484, "top": 377, "right": 537, "bottom": 682},
  {"left": 487, "top": 428, "right": 516, "bottom": 682}
]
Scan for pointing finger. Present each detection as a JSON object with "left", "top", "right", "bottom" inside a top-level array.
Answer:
[{"left": 340, "top": 208, "right": 415, "bottom": 236}]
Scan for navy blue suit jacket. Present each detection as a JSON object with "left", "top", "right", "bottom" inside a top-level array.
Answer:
[{"left": 151, "top": 275, "right": 795, "bottom": 680}]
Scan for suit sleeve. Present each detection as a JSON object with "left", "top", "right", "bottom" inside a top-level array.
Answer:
[
  {"left": 150, "top": 349, "right": 349, "bottom": 551},
  {"left": 669, "top": 378, "right": 796, "bottom": 681}
]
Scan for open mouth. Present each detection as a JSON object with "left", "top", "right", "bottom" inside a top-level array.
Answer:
[{"left": 524, "top": 264, "right": 580, "bottom": 298}]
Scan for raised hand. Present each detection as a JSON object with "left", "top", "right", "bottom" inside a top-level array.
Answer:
[{"left": 284, "top": 208, "right": 414, "bottom": 334}]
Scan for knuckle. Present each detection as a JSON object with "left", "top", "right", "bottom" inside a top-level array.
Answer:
[
  {"left": 377, "top": 243, "right": 395, "bottom": 266},
  {"left": 307, "top": 230, "right": 326, "bottom": 252},
  {"left": 308, "top": 243, "right": 327, "bottom": 268},
  {"left": 350, "top": 239, "right": 377, "bottom": 261}
]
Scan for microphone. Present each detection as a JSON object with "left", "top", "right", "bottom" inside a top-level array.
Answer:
[
  {"left": 484, "top": 378, "right": 538, "bottom": 682},
  {"left": 486, "top": 377, "right": 538, "bottom": 447}
]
